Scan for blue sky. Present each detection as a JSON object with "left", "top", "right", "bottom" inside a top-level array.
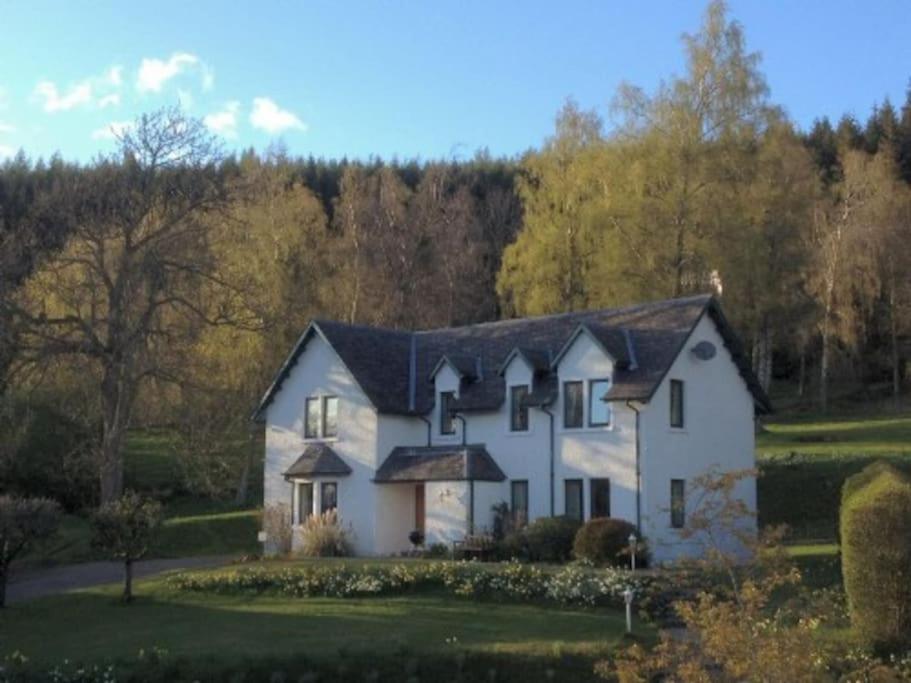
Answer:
[{"left": 1, "top": 1, "right": 909, "bottom": 162}]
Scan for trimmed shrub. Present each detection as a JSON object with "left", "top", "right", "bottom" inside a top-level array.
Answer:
[
  {"left": 572, "top": 518, "right": 637, "bottom": 566},
  {"left": 524, "top": 516, "right": 581, "bottom": 563},
  {"left": 295, "top": 510, "right": 353, "bottom": 557},
  {"left": 841, "top": 462, "right": 911, "bottom": 652}
]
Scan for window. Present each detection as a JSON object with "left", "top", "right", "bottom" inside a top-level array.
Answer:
[
  {"left": 298, "top": 482, "right": 314, "bottom": 523},
  {"left": 511, "top": 480, "right": 529, "bottom": 526},
  {"left": 590, "top": 478, "right": 611, "bottom": 518},
  {"left": 670, "top": 379, "right": 685, "bottom": 428},
  {"left": 563, "top": 381, "right": 583, "bottom": 429},
  {"left": 565, "top": 479, "right": 583, "bottom": 520},
  {"left": 322, "top": 396, "right": 338, "bottom": 438},
  {"left": 304, "top": 397, "right": 320, "bottom": 439},
  {"left": 440, "top": 391, "right": 455, "bottom": 435},
  {"left": 321, "top": 481, "right": 338, "bottom": 514},
  {"left": 671, "top": 479, "right": 685, "bottom": 528},
  {"left": 510, "top": 385, "right": 529, "bottom": 432},
  {"left": 589, "top": 379, "right": 612, "bottom": 426}
]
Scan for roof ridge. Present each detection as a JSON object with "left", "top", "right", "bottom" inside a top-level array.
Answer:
[{"left": 413, "top": 293, "right": 714, "bottom": 335}]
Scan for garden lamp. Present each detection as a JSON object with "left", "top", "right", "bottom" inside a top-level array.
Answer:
[{"left": 628, "top": 532, "right": 638, "bottom": 571}]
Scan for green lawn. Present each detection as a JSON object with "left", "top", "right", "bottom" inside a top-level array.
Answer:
[
  {"left": 0, "top": 574, "right": 644, "bottom": 678},
  {"left": 757, "top": 411, "right": 911, "bottom": 541}
]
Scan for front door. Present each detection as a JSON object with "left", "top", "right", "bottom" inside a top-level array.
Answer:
[{"left": 415, "top": 483, "right": 425, "bottom": 532}]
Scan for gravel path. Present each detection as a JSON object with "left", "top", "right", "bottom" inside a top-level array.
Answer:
[{"left": 6, "top": 555, "right": 233, "bottom": 604}]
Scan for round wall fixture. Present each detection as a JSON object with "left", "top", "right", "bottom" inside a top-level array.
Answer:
[{"left": 690, "top": 340, "right": 716, "bottom": 360}]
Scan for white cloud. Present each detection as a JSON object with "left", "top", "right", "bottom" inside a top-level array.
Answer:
[
  {"left": 0, "top": 144, "right": 15, "bottom": 160},
  {"left": 98, "top": 93, "right": 120, "bottom": 109},
  {"left": 106, "top": 66, "right": 123, "bottom": 87},
  {"left": 136, "top": 52, "right": 205, "bottom": 93},
  {"left": 34, "top": 80, "right": 93, "bottom": 112},
  {"left": 250, "top": 97, "right": 306, "bottom": 134},
  {"left": 204, "top": 101, "right": 240, "bottom": 139},
  {"left": 91, "top": 120, "right": 133, "bottom": 141},
  {"left": 0, "top": 121, "right": 14, "bottom": 134}
]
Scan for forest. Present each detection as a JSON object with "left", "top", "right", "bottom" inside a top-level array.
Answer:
[{"left": 1, "top": 1, "right": 910, "bottom": 506}]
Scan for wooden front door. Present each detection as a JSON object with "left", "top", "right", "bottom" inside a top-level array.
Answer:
[{"left": 414, "top": 484, "right": 425, "bottom": 532}]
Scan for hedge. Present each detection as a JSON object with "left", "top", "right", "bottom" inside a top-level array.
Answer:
[
  {"left": 840, "top": 461, "right": 911, "bottom": 652},
  {"left": 572, "top": 518, "right": 637, "bottom": 566}
]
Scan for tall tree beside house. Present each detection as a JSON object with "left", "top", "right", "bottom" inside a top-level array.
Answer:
[
  {"left": 498, "top": 100, "right": 611, "bottom": 316},
  {"left": 5, "top": 108, "right": 250, "bottom": 503}
]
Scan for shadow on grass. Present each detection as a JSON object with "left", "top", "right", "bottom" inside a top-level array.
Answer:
[{"left": 1, "top": 587, "right": 639, "bottom": 681}]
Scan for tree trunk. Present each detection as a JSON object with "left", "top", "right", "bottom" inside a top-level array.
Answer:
[
  {"left": 798, "top": 348, "right": 806, "bottom": 398},
  {"left": 889, "top": 276, "right": 901, "bottom": 410},
  {"left": 0, "top": 561, "right": 7, "bottom": 608},
  {"left": 123, "top": 558, "right": 133, "bottom": 602},
  {"left": 99, "top": 362, "right": 134, "bottom": 504},
  {"left": 752, "top": 321, "right": 773, "bottom": 395},
  {"left": 820, "top": 323, "right": 830, "bottom": 414}
]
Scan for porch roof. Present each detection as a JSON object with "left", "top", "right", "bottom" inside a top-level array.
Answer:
[
  {"left": 374, "top": 444, "right": 506, "bottom": 483},
  {"left": 283, "top": 443, "right": 352, "bottom": 479}
]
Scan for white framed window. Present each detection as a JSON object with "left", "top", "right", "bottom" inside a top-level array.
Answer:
[
  {"left": 297, "top": 482, "right": 314, "bottom": 523},
  {"left": 510, "top": 385, "right": 530, "bottom": 432},
  {"left": 320, "top": 481, "right": 338, "bottom": 514},
  {"left": 563, "top": 381, "right": 584, "bottom": 429},
  {"left": 322, "top": 396, "right": 338, "bottom": 438},
  {"left": 304, "top": 397, "right": 320, "bottom": 439},
  {"left": 440, "top": 391, "right": 455, "bottom": 435},
  {"left": 671, "top": 478, "right": 685, "bottom": 528},
  {"left": 670, "top": 379, "right": 684, "bottom": 428},
  {"left": 588, "top": 379, "right": 612, "bottom": 427}
]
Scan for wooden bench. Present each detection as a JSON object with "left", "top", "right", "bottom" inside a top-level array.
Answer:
[{"left": 452, "top": 534, "right": 496, "bottom": 561}]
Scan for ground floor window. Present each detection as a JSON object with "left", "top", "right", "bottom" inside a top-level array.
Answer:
[
  {"left": 564, "top": 479, "right": 583, "bottom": 520},
  {"left": 671, "top": 478, "right": 685, "bottom": 528},
  {"left": 510, "top": 480, "right": 528, "bottom": 526},
  {"left": 297, "top": 482, "right": 314, "bottom": 523},
  {"left": 590, "top": 478, "right": 610, "bottom": 518},
  {"left": 320, "top": 481, "right": 338, "bottom": 514}
]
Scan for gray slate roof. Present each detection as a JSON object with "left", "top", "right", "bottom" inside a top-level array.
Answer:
[
  {"left": 254, "top": 294, "right": 771, "bottom": 421},
  {"left": 374, "top": 445, "right": 506, "bottom": 483},
  {"left": 283, "top": 443, "right": 352, "bottom": 479}
]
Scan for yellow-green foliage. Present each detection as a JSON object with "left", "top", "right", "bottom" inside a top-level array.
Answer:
[{"left": 840, "top": 462, "right": 911, "bottom": 652}]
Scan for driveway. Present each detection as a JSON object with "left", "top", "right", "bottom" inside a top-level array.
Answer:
[{"left": 7, "top": 555, "right": 233, "bottom": 605}]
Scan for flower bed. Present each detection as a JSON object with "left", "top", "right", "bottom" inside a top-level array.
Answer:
[{"left": 168, "top": 560, "right": 646, "bottom": 608}]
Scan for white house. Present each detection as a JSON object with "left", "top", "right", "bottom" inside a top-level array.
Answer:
[{"left": 254, "top": 294, "right": 770, "bottom": 563}]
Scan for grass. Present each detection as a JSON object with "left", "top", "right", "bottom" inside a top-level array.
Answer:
[
  {"left": 756, "top": 410, "right": 911, "bottom": 542},
  {"left": 0, "top": 573, "right": 645, "bottom": 672},
  {"left": 19, "top": 429, "right": 262, "bottom": 568}
]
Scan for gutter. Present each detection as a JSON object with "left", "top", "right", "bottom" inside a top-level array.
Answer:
[
  {"left": 540, "top": 406, "right": 556, "bottom": 516},
  {"left": 417, "top": 415, "right": 432, "bottom": 446},
  {"left": 626, "top": 400, "right": 642, "bottom": 533}
]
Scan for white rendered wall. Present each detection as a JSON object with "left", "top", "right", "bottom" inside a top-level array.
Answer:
[
  {"left": 638, "top": 313, "right": 757, "bottom": 563},
  {"left": 264, "top": 332, "right": 380, "bottom": 555}
]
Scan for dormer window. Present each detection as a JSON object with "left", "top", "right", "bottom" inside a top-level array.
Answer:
[
  {"left": 440, "top": 391, "right": 455, "bottom": 435},
  {"left": 563, "top": 381, "right": 584, "bottom": 429},
  {"left": 510, "top": 385, "right": 529, "bottom": 432},
  {"left": 670, "top": 379, "right": 685, "bottom": 428},
  {"left": 588, "top": 379, "right": 612, "bottom": 427}
]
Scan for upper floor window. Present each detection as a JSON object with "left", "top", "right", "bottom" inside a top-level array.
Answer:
[
  {"left": 440, "top": 391, "right": 455, "bottom": 435},
  {"left": 670, "top": 379, "right": 685, "bottom": 428},
  {"left": 588, "top": 379, "right": 612, "bottom": 427},
  {"left": 305, "top": 395, "right": 337, "bottom": 439},
  {"left": 305, "top": 397, "right": 320, "bottom": 439},
  {"left": 563, "top": 381, "right": 584, "bottom": 429},
  {"left": 510, "top": 385, "right": 529, "bottom": 432},
  {"left": 322, "top": 396, "right": 338, "bottom": 438}
]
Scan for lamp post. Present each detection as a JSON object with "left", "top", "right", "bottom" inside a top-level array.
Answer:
[
  {"left": 623, "top": 587, "right": 634, "bottom": 634},
  {"left": 628, "top": 532, "right": 638, "bottom": 571}
]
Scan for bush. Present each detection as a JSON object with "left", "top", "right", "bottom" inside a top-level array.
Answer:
[
  {"left": 0, "top": 495, "right": 61, "bottom": 607},
  {"left": 572, "top": 518, "right": 637, "bottom": 566},
  {"left": 91, "top": 491, "right": 163, "bottom": 602},
  {"left": 524, "top": 516, "right": 581, "bottom": 563},
  {"left": 262, "top": 503, "right": 293, "bottom": 556},
  {"left": 840, "top": 462, "right": 911, "bottom": 652},
  {"left": 295, "top": 510, "right": 353, "bottom": 557},
  {"left": 423, "top": 542, "right": 450, "bottom": 559}
]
